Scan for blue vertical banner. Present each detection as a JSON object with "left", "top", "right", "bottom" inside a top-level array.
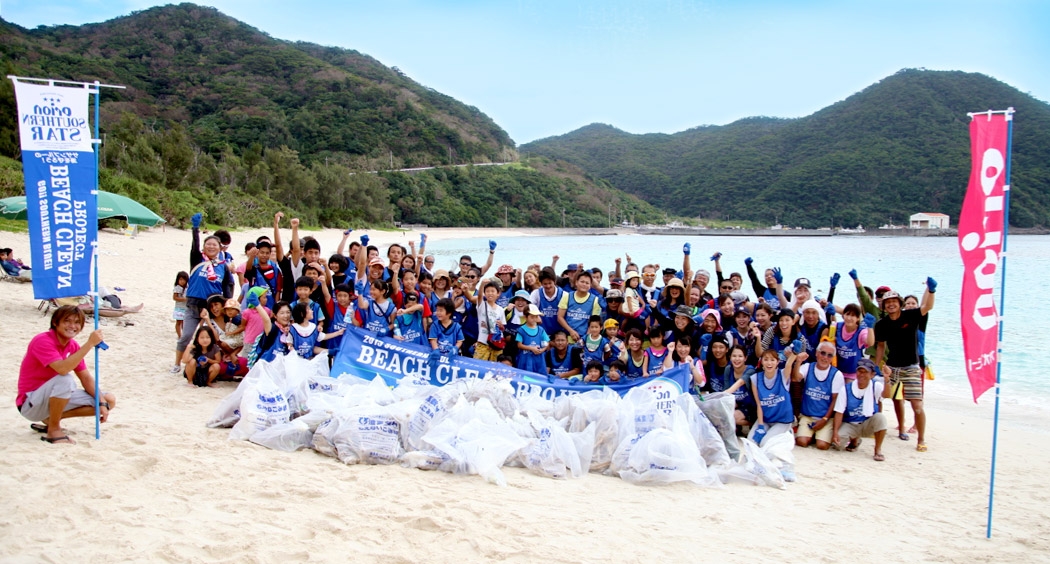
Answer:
[{"left": 12, "top": 80, "right": 97, "bottom": 299}]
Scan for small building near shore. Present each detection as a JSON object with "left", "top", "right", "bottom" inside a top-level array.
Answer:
[{"left": 910, "top": 213, "right": 950, "bottom": 229}]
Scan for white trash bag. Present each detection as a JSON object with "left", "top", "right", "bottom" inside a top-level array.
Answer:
[
  {"left": 694, "top": 392, "right": 741, "bottom": 461},
  {"left": 717, "top": 437, "right": 786, "bottom": 489},
  {"left": 676, "top": 394, "right": 731, "bottom": 468},
  {"left": 761, "top": 431, "right": 797, "bottom": 482},
  {"left": 229, "top": 361, "right": 289, "bottom": 441},
  {"left": 312, "top": 403, "right": 404, "bottom": 465}
]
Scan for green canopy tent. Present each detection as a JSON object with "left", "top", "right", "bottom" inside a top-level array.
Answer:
[{"left": 0, "top": 191, "right": 165, "bottom": 227}]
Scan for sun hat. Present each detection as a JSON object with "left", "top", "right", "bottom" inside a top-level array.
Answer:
[
  {"left": 674, "top": 305, "right": 694, "bottom": 317},
  {"left": 665, "top": 278, "right": 685, "bottom": 290},
  {"left": 527, "top": 304, "right": 540, "bottom": 316},
  {"left": 605, "top": 289, "right": 624, "bottom": 300},
  {"left": 881, "top": 290, "right": 902, "bottom": 305},
  {"left": 625, "top": 271, "right": 641, "bottom": 282},
  {"left": 223, "top": 299, "right": 241, "bottom": 312},
  {"left": 513, "top": 289, "right": 531, "bottom": 301},
  {"left": 433, "top": 269, "right": 450, "bottom": 280},
  {"left": 497, "top": 264, "right": 514, "bottom": 275}
]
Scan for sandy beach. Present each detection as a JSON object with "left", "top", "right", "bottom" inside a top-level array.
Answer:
[{"left": 1, "top": 226, "right": 1048, "bottom": 563}]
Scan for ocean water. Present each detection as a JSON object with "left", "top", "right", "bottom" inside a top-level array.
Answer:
[{"left": 423, "top": 233, "right": 1049, "bottom": 428}]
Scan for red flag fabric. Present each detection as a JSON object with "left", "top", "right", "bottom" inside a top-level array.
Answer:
[{"left": 958, "top": 112, "right": 1010, "bottom": 402}]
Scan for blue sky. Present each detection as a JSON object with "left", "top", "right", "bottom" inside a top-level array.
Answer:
[{"left": 3, "top": 0, "right": 1047, "bottom": 143}]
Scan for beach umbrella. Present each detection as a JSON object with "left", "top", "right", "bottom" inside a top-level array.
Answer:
[
  {"left": 0, "top": 192, "right": 165, "bottom": 227},
  {"left": 0, "top": 196, "right": 27, "bottom": 220}
]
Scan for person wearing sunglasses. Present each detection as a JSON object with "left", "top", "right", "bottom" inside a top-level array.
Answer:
[{"left": 791, "top": 340, "right": 845, "bottom": 451}]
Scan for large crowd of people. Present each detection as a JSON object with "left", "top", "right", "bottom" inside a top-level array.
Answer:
[{"left": 163, "top": 212, "right": 936, "bottom": 459}]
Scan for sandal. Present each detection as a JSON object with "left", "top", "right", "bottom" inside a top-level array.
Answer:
[
  {"left": 845, "top": 438, "right": 861, "bottom": 452},
  {"left": 916, "top": 444, "right": 928, "bottom": 452},
  {"left": 898, "top": 432, "right": 910, "bottom": 441},
  {"left": 30, "top": 423, "right": 48, "bottom": 433},
  {"left": 41, "top": 435, "right": 75, "bottom": 445},
  {"left": 873, "top": 453, "right": 885, "bottom": 462}
]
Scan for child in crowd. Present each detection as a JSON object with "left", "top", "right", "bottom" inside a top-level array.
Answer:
[
  {"left": 643, "top": 328, "right": 668, "bottom": 377},
  {"left": 603, "top": 318, "right": 623, "bottom": 361},
  {"left": 546, "top": 330, "right": 582, "bottom": 378},
  {"left": 182, "top": 325, "right": 222, "bottom": 387},
  {"left": 580, "top": 315, "right": 611, "bottom": 368},
  {"left": 357, "top": 280, "right": 397, "bottom": 338},
  {"left": 428, "top": 298, "right": 464, "bottom": 354},
  {"left": 583, "top": 360, "right": 604, "bottom": 383},
  {"left": 393, "top": 291, "right": 428, "bottom": 346},
  {"left": 325, "top": 284, "right": 356, "bottom": 361},
  {"left": 605, "top": 359, "right": 626, "bottom": 383},
  {"left": 220, "top": 299, "right": 245, "bottom": 356},
  {"left": 172, "top": 271, "right": 188, "bottom": 337},
  {"left": 515, "top": 305, "right": 550, "bottom": 374},
  {"left": 620, "top": 329, "right": 646, "bottom": 379},
  {"left": 665, "top": 335, "right": 705, "bottom": 390},
  {"left": 251, "top": 300, "right": 292, "bottom": 367},
  {"left": 289, "top": 302, "right": 345, "bottom": 359}
]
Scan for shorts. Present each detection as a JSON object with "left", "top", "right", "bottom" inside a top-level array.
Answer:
[
  {"left": 18, "top": 374, "right": 102, "bottom": 422},
  {"left": 838, "top": 412, "right": 889, "bottom": 440},
  {"left": 888, "top": 365, "right": 923, "bottom": 400},
  {"left": 796, "top": 415, "right": 834, "bottom": 442},
  {"left": 473, "top": 342, "right": 501, "bottom": 362},
  {"left": 173, "top": 307, "right": 187, "bottom": 321}
]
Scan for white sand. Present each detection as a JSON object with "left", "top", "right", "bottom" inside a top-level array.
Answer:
[{"left": 1, "top": 226, "right": 1048, "bottom": 563}]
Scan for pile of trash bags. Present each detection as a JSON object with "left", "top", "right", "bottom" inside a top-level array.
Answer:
[{"left": 207, "top": 354, "right": 795, "bottom": 489}]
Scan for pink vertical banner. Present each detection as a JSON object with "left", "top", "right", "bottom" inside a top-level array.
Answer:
[{"left": 957, "top": 113, "right": 1009, "bottom": 402}]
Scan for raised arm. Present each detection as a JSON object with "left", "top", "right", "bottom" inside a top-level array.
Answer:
[
  {"left": 682, "top": 243, "right": 693, "bottom": 281},
  {"left": 289, "top": 217, "right": 302, "bottom": 266},
  {"left": 354, "top": 234, "right": 369, "bottom": 278},
  {"left": 920, "top": 277, "right": 936, "bottom": 315},
  {"left": 850, "top": 269, "right": 880, "bottom": 317},
  {"left": 712, "top": 251, "right": 724, "bottom": 286},
  {"left": 479, "top": 240, "right": 496, "bottom": 276},
  {"left": 745, "top": 258, "right": 766, "bottom": 297},
  {"left": 336, "top": 229, "right": 352, "bottom": 258},
  {"left": 272, "top": 212, "right": 285, "bottom": 263}
]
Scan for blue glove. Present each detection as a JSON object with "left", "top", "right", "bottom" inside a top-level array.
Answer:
[
  {"left": 772, "top": 267, "right": 783, "bottom": 284},
  {"left": 792, "top": 338, "right": 805, "bottom": 354},
  {"left": 926, "top": 277, "right": 937, "bottom": 293},
  {"left": 344, "top": 228, "right": 353, "bottom": 235},
  {"left": 744, "top": 257, "right": 753, "bottom": 266},
  {"left": 427, "top": 348, "right": 442, "bottom": 367},
  {"left": 699, "top": 333, "right": 713, "bottom": 348},
  {"left": 246, "top": 291, "right": 260, "bottom": 309},
  {"left": 752, "top": 424, "right": 767, "bottom": 445},
  {"left": 420, "top": 233, "right": 427, "bottom": 246},
  {"left": 682, "top": 242, "right": 690, "bottom": 255},
  {"left": 488, "top": 240, "right": 497, "bottom": 251},
  {"left": 825, "top": 304, "right": 836, "bottom": 320},
  {"left": 96, "top": 341, "right": 109, "bottom": 351},
  {"left": 197, "top": 355, "right": 208, "bottom": 365},
  {"left": 862, "top": 313, "right": 876, "bottom": 328},
  {"left": 830, "top": 273, "right": 840, "bottom": 288},
  {"left": 711, "top": 251, "right": 722, "bottom": 262},
  {"left": 191, "top": 212, "right": 202, "bottom": 229},
  {"left": 848, "top": 269, "right": 858, "bottom": 280},
  {"left": 360, "top": 234, "right": 369, "bottom": 246}
]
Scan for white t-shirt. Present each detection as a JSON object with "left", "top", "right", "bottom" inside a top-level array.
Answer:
[
  {"left": 477, "top": 301, "right": 505, "bottom": 341},
  {"left": 799, "top": 362, "right": 845, "bottom": 395},
  {"left": 834, "top": 380, "right": 885, "bottom": 418}
]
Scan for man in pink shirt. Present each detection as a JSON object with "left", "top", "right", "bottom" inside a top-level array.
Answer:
[{"left": 17, "top": 306, "right": 116, "bottom": 445}]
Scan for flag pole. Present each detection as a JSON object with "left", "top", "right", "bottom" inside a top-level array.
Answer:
[
  {"left": 91, "top": 81, "right": 102, "bottom": 440},
  {"left": 986, "top": 106, "right": 1015, "bottom": 538}
]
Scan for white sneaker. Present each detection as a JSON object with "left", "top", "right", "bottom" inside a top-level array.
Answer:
[{"left": 169, "top": 365, "right": 182, "bottom": 374}]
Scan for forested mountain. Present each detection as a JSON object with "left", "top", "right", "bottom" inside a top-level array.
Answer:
[
  {"left": 0, "top": 3, "right": 663, "bottom": 227},
  {"left": 522, "top": 70, "right": 1050, "bottom": 228}
]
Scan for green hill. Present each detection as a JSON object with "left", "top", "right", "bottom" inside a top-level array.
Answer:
[
  {"left": 521, "top": 69, "right": 1050, "bottom": 228},
  {"left": 0, "top": 3, "right": 664, "bottom": 227}
]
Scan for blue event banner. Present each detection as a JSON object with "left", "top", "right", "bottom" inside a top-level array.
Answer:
[
  {"left": 331, "top": 326, "right": 694, "bottom": 402},
  {"left": 12, "top": 81, "right": 98, "bottom": 299}
]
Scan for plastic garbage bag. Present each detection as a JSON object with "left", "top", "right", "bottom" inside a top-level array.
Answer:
[
  {"left": 248, "top": 408, "right": 329, "bottom": 452},
  {"left": 229, "top": 361, "right": 289, "bottom": 440},
  {"left": 618, "top": 386, "right": 670, "bottom": 442},
  {"left": 518, "top": 412, "right": 584, "bottom": 479},
  {"left": 312, "top": 403, "right": 404, "bottom": 465},
  {"left": 405, "top": 388, "right": 460, "bottom": 451},
  {"left": 694, "top": 392, "right": 741, "bottom": 461},
  {"left": 761, "top": 431, "right": 797, "bottom": 482},
  {"left": 401, "top": 449, "right": 451, "bottom": 471},
  {"left": 338, "top": 375, "right": 397, "bottom": 409},
  {"left": 717, "top": 437, "right": 786, "bottom": 489},
  {"left": 612, "top": 426, "right": 721, "bottom": 487},
  {"left": 566, "top": 391, "right": 620, "bottom": 472},
  {"left": 207, "top": 355, "right": 276, "bottom": 428},
  {"left": 422, "top": 410, "right": 528, "bottom": 486},
  {"left": 461, "top": 377, "right": 520, "bottom": 418},
  {"left": 568, "top": 422, "right": 596, "bottom": 475},
  {"left": 676, "top": 394, "right": 731, "bottom": 468}
]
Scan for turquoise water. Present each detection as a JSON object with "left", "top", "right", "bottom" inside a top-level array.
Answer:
[{"left": 424, "top": 233, "right": 1049, "bottom": 426}]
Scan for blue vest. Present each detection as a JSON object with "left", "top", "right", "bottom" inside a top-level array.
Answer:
[
  {"left": 326, "top": 303, "right": 352, "bottom": 353},
  {"left": 187, "top": 259, "right": 228, "bottom": 300},
  {"left": 428, "top": 320, "right": 464, "bottom": 353},
  {"left": 843, "top": 381, "right": 875, "bottom": 423},
  {"left": 836, "top": 325, "right": 863, "bottom": 373},
  {"left": 799, "top": 321, "right": 827, "bottom": 355},
  {"left": 516, "top": 325, "right": 549, "bottom": 374},
  {"left": 800, "top": 363, "right": 839, "bottom": 418},
  {"left": 756, "top": 370, "right": 794, "bottom": 424},
  {"left": 496, "top": 286, "right": 516, "bottom": 308},
  {"left": 361, "top": 298, "right": 395, "bottom": 337},
  {"left": 580, "top": 335, "right": 609, "bottom": 366},
  {"left": 538, "top": 288, "right": 564, "bottom": 336},
  {"left": 546, "top": 347, "right": 576, "bottom": 376},
  {"left": 646, "top": 347, "right": 669, "bottom": 376},
  {"left": 256, "top": 327, "right": 288, "bottom": 364},
  {"left": 563, "top": 292, "right": 598, "bottom": 337},
  {"left": 625, "top": 352, "right": 646, "bottom": 379},
  {"left": 731, "top": 368, "right": 756, "bottom": 406},
  {"left": 762, "top": 288, "right": 781, "bottom": 310},
  {"left": 291, "top": 324, "right": 321, "bottom": 359},
  {"left": 250, "top": 259, "right": 280, "bottom": 307},
  {"left": 706, "top": 360, "right": 732, "bottom": 392},
  {"left": 395, "top": 313, "right": 428, "bottom": 346}
]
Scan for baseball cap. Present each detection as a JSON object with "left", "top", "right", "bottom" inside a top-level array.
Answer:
[
  {"left": 369, "top": 256, "right": 385, "bottom": 267},
  {"left": 794, "top": 277, "right": 811, "bottom": 289},
  {"left": 857, "top": 358, "right": 877, "bottom": 373},
  {"left": 730, "top": 291, "right": 747, "bottom": 305},
  {"left": 881, "top": 291, "right": 902, "bottom": 304},
  {"left": 674, "top": 305, "right": 693, "bottom": 317},
  {"left": 527, "top": 304, "right": 540, "bottom": 316},
  {"left": 604, "top": 318, "right": 619, "bottom": 329},
  {"left": 662, "top": 267, "right": 677, "bottom": 275}
]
